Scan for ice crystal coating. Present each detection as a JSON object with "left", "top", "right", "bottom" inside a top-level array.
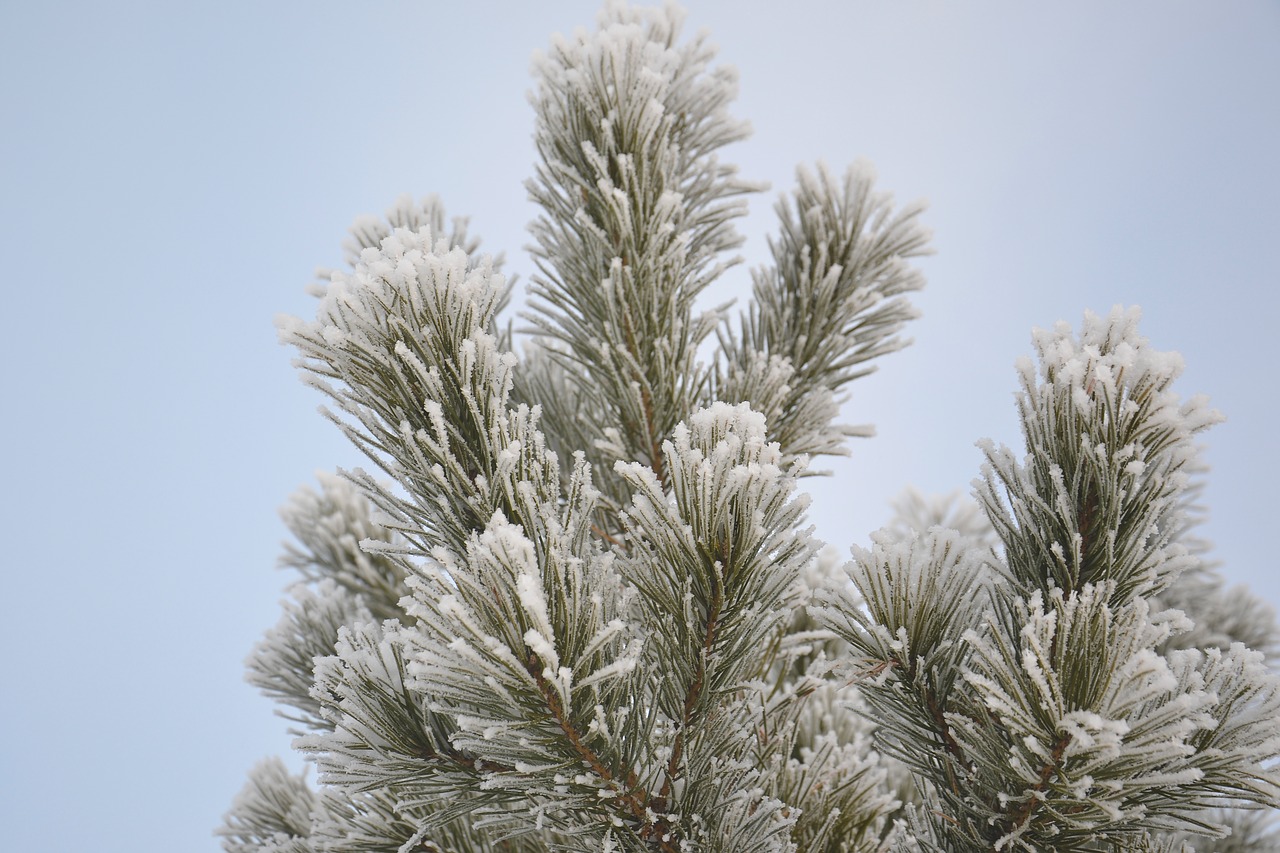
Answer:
[{"left": 226, "top": 5, "right": 1278, "bottom": 852}]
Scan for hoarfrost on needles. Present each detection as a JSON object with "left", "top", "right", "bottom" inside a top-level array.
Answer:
[{"left": 227, "top": 5, "right": 1280, "bottom": 852}]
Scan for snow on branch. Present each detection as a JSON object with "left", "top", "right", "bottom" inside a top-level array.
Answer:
[
  {"left": 279, "top": 213, "right": 554, "bottom": 564},
  {"left": 525, "top": 0, "right": 759, "bottom": 495},
  {"left": 978, "top": 306, "right": 1223, "bottom": 603},
  {"left": 717, "top": 162, "right": 930, "bottom": 469}
]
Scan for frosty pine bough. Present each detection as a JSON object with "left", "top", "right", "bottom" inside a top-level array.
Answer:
[{"left": 221, "top": 4, "right": 1280, "bottom": 851}]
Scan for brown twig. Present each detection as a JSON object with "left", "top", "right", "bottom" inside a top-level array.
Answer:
[
  {"left": 591, "top": 523, "right": 624, "bottom": 548},
  {"left": 1001, "top": 732, "right": 1070, "bottom": 843},
  {"left": 925, "top": 685, "right": 966, "bottom": 797},
  {"left": 847, "top": 658, "right": 896, "bottom": 683},
  {"left": 618, "top": 307, "right": 667, "bottom": 487},
  {"left": 657, "top": 547, "right": 726, "bottom": 812},
  {"left": 525, "top": 653, "right": 680, "bottom": 852}
]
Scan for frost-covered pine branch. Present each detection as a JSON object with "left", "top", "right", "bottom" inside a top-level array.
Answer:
[
  {"left": 523, "top": 3, "right": 756, "bottom": 511},
  {"left": 223, "top": 3, "right": 1278, "bottom": 852},
  {"left": 816, "top": 307, "right": 1280, "bottom": 851},
  {"left": 715, "top": 162, "right": 929, "bottom": 468}
]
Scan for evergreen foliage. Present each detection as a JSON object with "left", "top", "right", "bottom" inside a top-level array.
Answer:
[{"left": 222, "top": 4, "right": 1279, "bottom": 850}]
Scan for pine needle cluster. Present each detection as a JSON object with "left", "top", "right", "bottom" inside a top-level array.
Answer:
[{"left": 221, "top": 4, "right": 1279, "bottom": 851}]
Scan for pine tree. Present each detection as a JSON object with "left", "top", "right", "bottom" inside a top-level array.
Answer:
[{"left": 220, "top": 4, "right": 1280, "bottom": 851}]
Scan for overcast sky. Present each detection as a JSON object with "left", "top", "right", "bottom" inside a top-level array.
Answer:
[{"left": 2, "top": 2, "right": 1277, "bottom": 850}]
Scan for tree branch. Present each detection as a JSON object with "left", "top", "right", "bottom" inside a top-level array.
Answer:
[
  {"left": 526, "top": 653, "right": 679, "bottom": 852},
  {"left": 1000, "top": 731, "right": 1070, "bottom": 845},
  {"left": 620, "top": 307, "right": 667, "bottom": 487},
  {"left": 924, "top": 684, "right": 965, "bottom": 798},
  {"left": 659, "top": 573, "right": 723, "bottom": 807}
]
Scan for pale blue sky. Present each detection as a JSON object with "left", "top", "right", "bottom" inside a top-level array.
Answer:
[{"left": 1, "top": 2, "right": 1277, "bottom": 850}]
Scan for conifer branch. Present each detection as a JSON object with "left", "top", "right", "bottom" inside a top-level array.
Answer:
[
  {"left": 522, "top": 652, "right": 676, "bottom": 849},
  {"left": 924, "top": 686, "right": 965, "bottom": 797},
  {"left": 998, "top": 731, "right": 1071, "bottom": 847},
  {"left": 228, "top": 6, "right": 1280, "bottom": 851},
  {"left": 660, "top": 563, "right": 723, "bottom": 805}
]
